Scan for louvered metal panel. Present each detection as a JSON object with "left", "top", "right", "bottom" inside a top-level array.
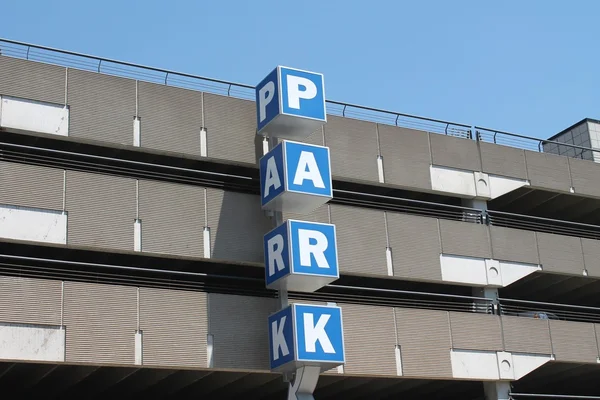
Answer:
[
  {"left": 206, "top": 188, "right": 272, "bottom": 263},
  {"left": 67, "top": 69, "right": 135, "bottom": 145},
  {"left": 66, "top": 171, "right": 135, "bottom": 250},
  {"left": 297, "top": 126, "right": 324, "bottom": 146},
  {"left": 490, "top": 225, "right": 539, "bottom": 265},
  {"left": 282, "top": 204, "right": 329, "bottom": 224},
  {"left": 430, "top": 134, "right": 481, "bottom": 172},
  {"left": 138, "top": 82, "right": 203, "bottom": 155},
  {"left": 582, "top": 238, "right": 600, "bottom": 278},
  {"left": 536, "top": 232, "right": 585, "bottom": 275},
  {"left": 140, "top": 287, "right": 207, "bottom": 368},
  {"left": 387, "top": 213, "right": 441, "bottom": 281},
  {"left": 0, "top": 56, "right": 65, "bottom": 104},
  {"left": 0, "top": 161, "right": 64, "bottom": 210},
  {"left": 480, "top": 142, "right": 528, "bottom": 179},
  {"left": 203, "top": 93, "right": 260, "bottom": 165},
  {"left": 0, "top": 276, "right": 61, "bottom": 326},
  {"left": 439, "top": 219, "right": 492, "bottom": 259},
  {"left": 501, "top": 315, "right": 552, "bottom": 354},
  {"left": 595, "top": 324, "right": 600, "bottom": 358},
  {"left": 324, "top": 115, "right": 378, "bottom": 183},
  {"left": 378, "top": 125, "right": 431, "bottom": 191},
  {"left": 330, "top": 204, "right": 387, "bottom": 276},
  {"left": 395, "top": 307, "right": 452, "bottom": 378},
  {"left": 449, "top": 312, "right": 502, "bottom": 351},
  {"left": 208, "top": 293, "right": 278, "bottom": 370},
  {"left": 549, "top": 320, "right": 597, "bottom": 363},
  {"left": 138, "top": 180, "right": 204, "bottom": 258},
  {"left": 568, "top": 157, "right": 600, "bottom": 198},
  {"left": 63, "top": 281, "right": 136, "bottom": 364},
  {"left": 524, "top": 151, "right": 571, "bottom": 193},
  {"left": 341, "top": 304, "right": 396, "bottom": 376}
]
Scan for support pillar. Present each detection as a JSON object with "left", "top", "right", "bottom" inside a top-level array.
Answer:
[
  {"left": 287, "top": 366, "right": 321, "bottom": 400},
  {"left": 483, "top": 381, "right": 511, "bottom": 400}
]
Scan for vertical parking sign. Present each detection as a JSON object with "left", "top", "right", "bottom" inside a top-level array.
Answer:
[
  {"left": 256, "top": 66, "right": 326, "bottom": 140},
  {"left": 256, "top": 65, "right": 344, "bottom": 376}
]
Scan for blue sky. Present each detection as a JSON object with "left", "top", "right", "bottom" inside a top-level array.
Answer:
[{"left": 3, "top": 0, "right": 599, "bottom": 139}]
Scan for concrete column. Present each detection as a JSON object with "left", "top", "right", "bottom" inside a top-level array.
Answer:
[
  {"left": 472, "top": 286, "right": 499, "bottom": 314},
  {"left": 483, "top": 381, "right": 510, "bottom": 400},
  {"left": 461, "top": 198, "right": 488, "bottom": 223},
  {"left": 462, "top": 198, "right": 488, "bottom": 212}
]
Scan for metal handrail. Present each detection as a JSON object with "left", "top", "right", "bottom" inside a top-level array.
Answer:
[
  {"left": 476, "top": 125, "right": 598, "bottom": 156},
  {"left": 0, "top": 38, "right": 472, "bottom": 138},
  {"left": 487, "top": 210, "right": 600, "bottom": 240},
  {"left": 0, "top": 38, "right": 253, "bottom": 89},
  {"left": 3, "top": 38, "right": 598, "bottom": 156},
  {"left": 510, "top": 394, "right": 600, "bottom": 399},
  {"left": 0, "top": 253, "right": 491, "bottom": 313},
  {"left": 500, "top": 297, "right": 600, "bottom": 313}
]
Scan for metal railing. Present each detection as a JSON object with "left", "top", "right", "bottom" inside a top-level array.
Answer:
[
  {"left": 476, "top": 126, "right": 599, "bottom": 160},
  {"left": 0, "top": 38, "right": 472, "bottom": 138},
  {"left": 511, "top": 394, "right": 600, "bottom": 399},
  {"left": 7, "top": 252, "right": 600, "bottom": 322},
  {"left": 487, "top": 210, "right": 600, "bottom": 240},
  {"left": 0, "top": 253, "right": 492, "bottom": 314},
  {"left": 500, "top": 298, "right": 600, "bottom": 324},
  {"left": 2, "top": 38, "right": 599, "bottom": 159},
  {"left": 3, "top": 38, "right": 599, "bottom": 158},
  {"left": 0, "top": 138, "right": 485, "bottom": 224}
]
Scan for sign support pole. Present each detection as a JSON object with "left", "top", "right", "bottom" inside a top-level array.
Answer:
[
  {"left": 257, "top": 66, "right": 344, "bottom": 400},
  {"left": 267, "top": 134, "right": 289, "bottom": 310}
]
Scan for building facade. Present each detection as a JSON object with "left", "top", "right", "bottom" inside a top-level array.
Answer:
[{"left": 0, "top": 39, "right": 600, "bottom": 399}]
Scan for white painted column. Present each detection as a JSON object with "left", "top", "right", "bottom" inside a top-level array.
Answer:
[{"left": 483, "top": 381, "right": 510, "bottom": 400}]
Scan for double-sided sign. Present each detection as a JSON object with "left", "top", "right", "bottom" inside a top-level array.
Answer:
[
  {"left": 264, "top": 219, "right": 339, "bottom": 292},
  {"left": 268, "top": 303, "right": 345, "bottom": 372},
  {"left": 259, "top": 140, "right": 332, "bottom": 214},
  {"left": 256, "top": 66, "right": 326, "bottom": 140},
  {"left": 256, "top": 66, "right": 344, "bottom": 373}
]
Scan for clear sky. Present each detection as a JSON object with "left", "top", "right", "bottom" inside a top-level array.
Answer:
[{"left": 3, "top": 0, "right": 599, "bottom": 139}]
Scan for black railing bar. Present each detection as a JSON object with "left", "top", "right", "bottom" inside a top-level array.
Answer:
[
  {"left": 0, "top": 141, "right": 253, "bottom": 180},
  {"left": 0, "top": 38, "right": 473, "bottom": 131},
  {"left": 0, "top": 254, "right": 267, "bottom": 282},
  {"left": 510, "top": 393, "right": 600, "bottom": 399},
  {"left": 329, "top": 284, "right": 493, "bottom": 302},
  {"left": 0, "top": 262, "right": 218, "bottom": 290},
  {"left": 332, "top": 197, "right": 475, "bottom": 219},
  {"left": 500, "top": 297, "right": 600, "bottom": 312},
  {"left": 333, "top": 189, "right": 481, "bottom": 213},
  {"left": 1, "top": 153, "right": 478, "bottom": 220},
  {"left": 0, "top": 151, "right": 245, "bottom": 190},
  {"left": 502, "top": 308, "right": 600, "bottom": 319},
  {"left": 488, "top": 210, "right": 600, "bottom": 230},
  {"left": 0, "top": 266, "right": 271, "bottom": 298},
  {"left": 501, "top": 306, "right": 600, "bottom": 318},
  {"left": 476, "top": 126, "right": 596, "bottom": 152},
  {"left": 489, "top": 219, "right": 600, "bottom": 236},
  {"left": 0, "top": 256, "right": 492, "bottom": 306},
  {"left": 0, "top": 38, "right": 253, "bottom": 89},
  {"left": 490, "top": 225, "right": 600, "bottom": 239}
]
